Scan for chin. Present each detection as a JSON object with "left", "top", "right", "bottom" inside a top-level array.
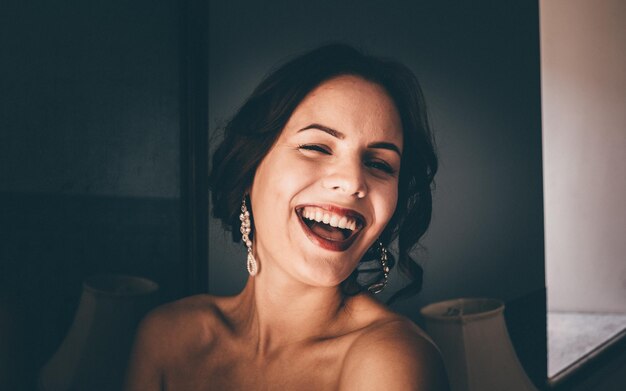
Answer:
[{"left": 294, "top": 250, "right": 360, "bottom": 288}]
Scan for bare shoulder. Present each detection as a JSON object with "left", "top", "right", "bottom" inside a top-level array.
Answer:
[
  {"left": 136, "top": 294, "right": 225, "bottom": 356},
  {"left": 339, "top": 299, "right": 450, "bottom": 391},
  {"left": 124, "top": 294, "right": 228, "bottom": 390}
]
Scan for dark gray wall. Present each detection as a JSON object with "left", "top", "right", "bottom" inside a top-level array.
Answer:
[
  {"left": 0, "top": 1, "right": 183, "bottom": 388},
  {"left": 208, "top": 0, "right": 546, "bottom": 385},
  {"left": 1, "top": 1, "right": 180, "bottom": 197}
]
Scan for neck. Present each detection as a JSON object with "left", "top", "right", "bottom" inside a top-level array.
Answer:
[{"left": 234, "top": 269, "right": 348, "bottom": 355}]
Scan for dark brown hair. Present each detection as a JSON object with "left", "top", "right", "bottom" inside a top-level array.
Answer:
[{"left": 209, "top": 43, "right": 437, "bottom": 302}]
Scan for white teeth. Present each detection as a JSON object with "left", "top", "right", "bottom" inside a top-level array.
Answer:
[
  {"left": 300, "top": 206, "right": 360, "bottom": 231},
  {"left": 338, "top": 216, "right": 348, "bottom": 229}
]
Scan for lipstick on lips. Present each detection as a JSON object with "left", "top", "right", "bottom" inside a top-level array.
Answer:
[{"left": 295, "top": 204, "right": 365, "bottom": 251}]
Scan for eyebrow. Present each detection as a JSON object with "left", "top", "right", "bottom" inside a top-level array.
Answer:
[
  {"left": 298, "top": 123, "right": 344, "bottom": 139},
  {"left": 298, "top": 123, "right": 402, "bottom": 158}
]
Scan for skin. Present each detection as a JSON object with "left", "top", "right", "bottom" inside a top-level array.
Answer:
[{"left": 125, "top": 75, "right": 449, "bottom": 390}]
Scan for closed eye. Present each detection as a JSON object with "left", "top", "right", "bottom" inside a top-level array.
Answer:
[
  {"left": 298, "top": 144, "right": 331, "bottom": 154},
  {"left": 298, "top": 144, "right": 396, "bottom": 175}
]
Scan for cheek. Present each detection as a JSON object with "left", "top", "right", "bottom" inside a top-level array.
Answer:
[
  {"left": 374, "top": 183, "right": 399, "bottom": 228},
  {"left": 250, "top": 153, "right": 313, "bottom": 223}
]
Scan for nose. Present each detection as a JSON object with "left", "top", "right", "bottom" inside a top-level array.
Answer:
[{"left": 321, "top": 160, "right": 368, "bottom": 199}]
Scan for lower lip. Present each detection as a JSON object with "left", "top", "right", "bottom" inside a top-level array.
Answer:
[{"left": 296, "top": 213, "right": 360, "bottom": 252}]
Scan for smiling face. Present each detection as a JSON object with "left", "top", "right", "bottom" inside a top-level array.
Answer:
[{"left": 249, "top": 75, "right": 403, "bottom": 288}]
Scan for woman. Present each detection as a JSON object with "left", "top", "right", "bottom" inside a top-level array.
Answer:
[{"left": 125, "top": 44, "right": 449, "bottom": 390}]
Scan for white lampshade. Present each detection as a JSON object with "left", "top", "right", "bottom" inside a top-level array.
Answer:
[
  {"left": 39, "top": 274, "right": 159, "bottom": 391},
  {"left": 420, "top": 298, "right": 537, "bottom": 391}
]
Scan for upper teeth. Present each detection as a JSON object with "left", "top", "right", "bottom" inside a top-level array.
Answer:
[{"left": 300, "top": 206, "right": 358, "bottom": 231}]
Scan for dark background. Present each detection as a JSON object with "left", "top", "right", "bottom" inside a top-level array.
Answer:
[{"left": 1, "top": 0, "right": 208, "bottom": 388}]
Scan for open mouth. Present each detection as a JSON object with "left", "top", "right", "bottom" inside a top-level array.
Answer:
[{"left": 295, "top": 205, "right": 365, "bottom": 251}]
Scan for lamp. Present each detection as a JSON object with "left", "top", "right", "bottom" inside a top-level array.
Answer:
[
  {"left": 420, "top": 298, "right": 537, "bottom": 391},
  {"left": 39, "top": 274, "right": 159, "bottom": 391}
]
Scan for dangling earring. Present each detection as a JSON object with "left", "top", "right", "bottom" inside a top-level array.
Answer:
[
  {"left": 368, "top": 240, "right": 389, "bottom": 294},
  {"left": 239, "top": 196, "right": 258, "bottom": 276}
]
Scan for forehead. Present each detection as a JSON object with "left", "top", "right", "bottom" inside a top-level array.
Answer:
[{"left": 285, "top": 75, "right": 403, "bottom": 145}]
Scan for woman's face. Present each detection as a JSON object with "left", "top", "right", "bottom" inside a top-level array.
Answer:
[{"left": 249, "top": 75, "right": 403, "bottom": 288}]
